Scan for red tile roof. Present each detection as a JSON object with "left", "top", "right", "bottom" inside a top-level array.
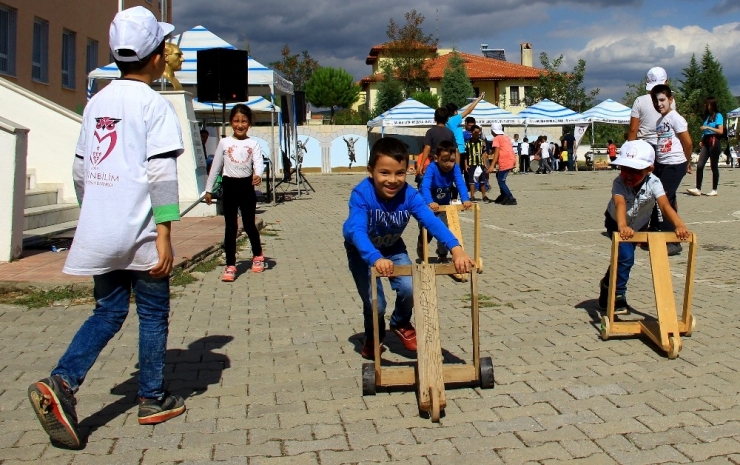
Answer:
[{"left": 362, "top": 51, "right": 545, "bottom": 84}]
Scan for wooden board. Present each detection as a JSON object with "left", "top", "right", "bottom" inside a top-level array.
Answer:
[
  {"left": 647, "top": 233, "right": 680, "bottom": 349},
  {"left": 412, "top": 264, "right": 446, "bottom": 411}
]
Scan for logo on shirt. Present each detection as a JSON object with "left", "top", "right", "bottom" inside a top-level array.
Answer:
[{"left": 92, "top": 117, "right": 121, "bottom": 166}]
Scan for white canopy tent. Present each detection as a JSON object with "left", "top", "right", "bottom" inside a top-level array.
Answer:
[
  {"left": 460, "top": 99, "right": 524, "bottom": 125},
  {"left": 581, "top": 99, "right": 631, "bottom": 124},
  {"left": 86, "top": 26, "right": 295, "bottom": 204}
]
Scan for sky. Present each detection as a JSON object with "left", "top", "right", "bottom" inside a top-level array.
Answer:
[{"left": 172, "top": 0, "right": 740, "bottom": 105}]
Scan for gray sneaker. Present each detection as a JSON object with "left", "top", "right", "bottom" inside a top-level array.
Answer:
[
  {"left": 28, "top": 375, "right": 81, "bottom": 449},
  {"left": 138, "top": 392, "right": 185, "bottom": 425}
]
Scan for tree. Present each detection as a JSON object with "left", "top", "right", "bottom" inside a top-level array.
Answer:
[
  {"left": 410, "top": 90, "right": 439, "bottom": 109},
  {"left": 384, "top": 9, "right": 438, "bottom": 96},
  {"left": 677, "top": 47, "right": 736, "bottom": 145},
  {"left": 440, "top": 51, "right": 474, "bottom": 109},
  {"left": 373, "top": 61, "right": 404, "bottom": 115},
  {"left": 524, "top": 53, "right": 599, "bottom": 112},
  {"left": 269, "top": 45, "right": 320, "bottom": 91},
  {"left": 304, "top": 67, "right": 360, "bottom": 124}
]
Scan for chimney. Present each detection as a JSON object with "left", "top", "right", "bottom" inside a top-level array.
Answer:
[{"left": 521, "top": 43, "right": 532, "bottom": 67}]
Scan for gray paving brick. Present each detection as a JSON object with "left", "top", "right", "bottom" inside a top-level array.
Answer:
[
  {"left": 497, "top": 441, "right": 572, "bottom": 464},
  {"left": 676, "top": 438, "right": 740, "bottom": 462}
]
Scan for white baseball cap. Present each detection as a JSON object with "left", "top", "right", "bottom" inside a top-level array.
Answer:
[
  {"left": 645, "top": 66, "right": 668, "bottom": 91},
  {"left": 109, "top": 6, "right": 175, "bottom": 62},
  {"left": 611, "top": 140, "right": 655, "bottom": 170},
  {"left": 490, "top": 123, "right": 505, "bottom": 135}
]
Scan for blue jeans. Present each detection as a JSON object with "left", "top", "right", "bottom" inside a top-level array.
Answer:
[
  {"left": 603, "top": 213, "right": 638, "bottom": 295},
  {"left": 346, "top": 244, "right": 413, "bottom": 341},
  {"left": 496, "top": 169, "right": 513, "bottom": 199},
  {"left": 52, "top": 270, "right": 171, "bottom": 399}
]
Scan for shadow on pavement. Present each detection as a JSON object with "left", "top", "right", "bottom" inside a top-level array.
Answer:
[{"left": 76, "top": 335, "right": 233, "bottom": 445}]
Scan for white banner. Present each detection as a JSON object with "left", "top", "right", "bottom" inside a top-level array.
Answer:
[{"left": 574, "top": 123, "right": 589, "bottom": 148}]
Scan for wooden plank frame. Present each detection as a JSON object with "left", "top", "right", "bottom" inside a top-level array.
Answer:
[
  {"left": 369, "top": 264, "right": 481, "bottom": 393},
  {"left": 420, "top": 203, "right": 482, "bottom": 274},
  {"left": 601, "top": 232, "right": 697, "bottom": 359}
]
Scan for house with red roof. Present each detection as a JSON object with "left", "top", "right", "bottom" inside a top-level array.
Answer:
[{"left": 358, "top": 43, "right": 543, "bottom": 114}]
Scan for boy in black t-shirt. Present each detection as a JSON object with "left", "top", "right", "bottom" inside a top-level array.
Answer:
[{"left": 464, "top": 125, "right": 490, "bottom": 202}]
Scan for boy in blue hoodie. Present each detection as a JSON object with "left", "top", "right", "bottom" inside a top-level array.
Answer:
[
  {"left": 343, "top": 137, "right": 475, "bottom": 359},
  {"left": 417, "top": 140, "right": 472, "bottom": 261}
]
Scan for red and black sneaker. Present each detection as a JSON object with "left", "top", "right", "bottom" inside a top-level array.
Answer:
[
  {"left": 138, "top": 391, "right": 186, "bottom": 425},
  {"left": 361, "top": 338, "right": 385, "bottom": 360},
  {"left": 28, "top": 375, "right": 81, "bottom": 449},
  {"left": 391, "top": 323, "right": 417, "bottom": 351}
]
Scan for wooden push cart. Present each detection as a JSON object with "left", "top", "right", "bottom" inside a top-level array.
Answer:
[
  {"left": 600, "top": 232, "right": 698, "bottom": 359},
  {"left": 361, "top": 263, "right": 494, "bottom": 422},
  {"left": 420, "top": 203, "right": 483, "bottom": 281}
]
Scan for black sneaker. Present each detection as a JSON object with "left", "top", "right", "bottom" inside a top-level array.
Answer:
[
  {"left": 598, "top": 281, "right": 630, "bottom": 315},
  {"left": 28, "top": 375, "right": 81, "bottom": 449},
  {"left": 598, "top": 279, "right": 608, "bottom": 309},
  {"left": 503, "top": 198, "right": 518, "bottom": 205},
  {"left": 138, "top": 392, "right": 186, "bottom": 425},
  {"left": 493, "top": 194, "right": 506, "bottom": 204},
  {"left": 667, "top": 243, "right": 682, "bottom": 256}
]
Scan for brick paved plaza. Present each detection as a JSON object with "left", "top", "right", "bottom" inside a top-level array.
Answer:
[{"left": 2, "top": 168, "right": 740, "bottom": 464}]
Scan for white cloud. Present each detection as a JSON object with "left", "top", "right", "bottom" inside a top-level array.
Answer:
[{"left": 560, "top": 22, "right": 740, "bottom": 100}]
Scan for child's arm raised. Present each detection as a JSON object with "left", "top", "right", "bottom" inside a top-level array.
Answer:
[
  {"left": 612, "top": 195, "right": 634, "bottom": 239},
  {"left": 656, "top": 196, "right": 690, "bottom": 240}
]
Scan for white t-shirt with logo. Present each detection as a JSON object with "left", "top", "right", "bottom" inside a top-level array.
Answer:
[
  {"left": 64, "top": 79, "right": 184, "bottom": 275},
  {"left": 205, "top": 136, "right": 265, "bottom": 192},
  {"left": 631, "top": 94, "right": 676, "bottom": 146},
  {"left": 655, "top": 110, "right": 689, "bottom": 165},
  {"left": 540, "top": 141, "right": 551, "bottom": 159}
]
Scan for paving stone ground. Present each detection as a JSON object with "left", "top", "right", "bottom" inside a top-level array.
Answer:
[{"left": 2, "top": 167, "right": 740, "bottom": 464}]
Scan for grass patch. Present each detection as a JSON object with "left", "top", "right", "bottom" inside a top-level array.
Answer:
[
  {"left": 191, "top": 255, "right": 221, "bottom": 273},
  {"left": 261, "top": 231, "right": 279, "bottom": 237},
  {"left": 462, "top": 293, "right": 500, "bottom": 308},
  {"left": 0, "top": 287, "right": 93, "bottom": 309},
  {"left": 171, "top": 268, "right": 197, "bottom": 287}
]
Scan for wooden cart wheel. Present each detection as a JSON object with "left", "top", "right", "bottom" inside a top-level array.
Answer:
[
  {"left": 600, "top": 316, "right": 610, "bottom": 341},
  {"left": 479, "top": 357, "right": 495, "bottom": 389},
  {"left": 668, "top": 336, "right": 680, "bottom": 359},
  {"left": 361, "top": 363, "right": 376, "bottom": 396},
  {"left": 685, "top": 315, "right": 696, "bottom": 337},
  {"left": 429, "top": 387, "right": 441, "bottom": 423}
]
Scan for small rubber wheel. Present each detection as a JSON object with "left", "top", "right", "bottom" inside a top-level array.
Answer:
[
  {"left": 430, "top": 387, "right": 440, "bottom": 423},
  {"left": 362, "top": 363, "right": 376, "bottom": 395},
  {"left": 600, "top": 316, "right": 610, "bottom": 341},
  {"left": 479, "top": 357, "right": 495, "bottom": 389},
  {"left": 668, "top": 336, "right": 680, "bottom": 359},
  {"left": 685, "top": 315, "right": 696, "bottom": 337}
]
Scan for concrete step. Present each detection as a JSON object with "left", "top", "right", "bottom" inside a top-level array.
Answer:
[
  {"left": 25, "top": 189, "right": 58, "bottom": 209},
  {"left": 22, "top": 220, "right": 78, "bottom": 247},
  {"left": 24, "top": 203, "right": 80, "bottom": 231}
]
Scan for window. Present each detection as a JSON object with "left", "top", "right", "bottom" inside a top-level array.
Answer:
[
  {"left": 32, "top": 18, "right": 48, "bottom": 82},
  {"left": 86, "top": 38, "right": 98, "bottom": 93},
  {"left": 523, "top": 86, "right": 533, "bottom": 101},
  {"left": 0, "top": 4, "right": 16, "bottom": 75},
  {"left": 509, "top": 86, "right": 520, "bottom": 106},
  {"left": 62, "top": 29, "right": 76, "bottom": 88}
]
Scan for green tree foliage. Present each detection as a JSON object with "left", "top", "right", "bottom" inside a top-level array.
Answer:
[
  {"left": 333, "top": 106, "right": 374, "bottom": 125},
  {"left": 304, "top": 67, "right": 360, "bottom": 124},
  {"left": 410, "top": 90, "right": 439, "bottom": 108},
  {"left": 373, "top": 61, "right": 404, "bottom": 115},
  {"left": 385, "top": 9, "right": 437, "bottom": 96},
  {"left": 524, "top": 53, "right": 599, "bottom": 112},
  {"left": 269, "top": 45, "right": 320, "bottom": 91},
  {"left": 440, "top": 51, "right": 475, "bottom": 109},
  {"left": 676, "top": 47, "right": 736, "bottom": 146}
]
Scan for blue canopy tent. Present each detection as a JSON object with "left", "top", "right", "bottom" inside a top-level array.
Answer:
[
  {"left": 459, "top": 99, "right": 524, "bottom": 125},
  {"left": 87, "top": 26, "right": 295, "bottom": 204},
  {"left": 581, "top": 99, "right": 631, "bottom": 169},
  {"left": 516, "top": 99, "right": 587, "bottom": 126},
  {"left": 366, "top": 98, "right": 436, "bottom": 168}
]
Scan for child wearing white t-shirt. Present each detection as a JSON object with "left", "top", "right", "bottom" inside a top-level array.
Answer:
[
  {"left": 648, "top": 84, "right": 693, "bottom": 256},
  {"left": 205, "top": 104, "right": 265, "bottom": 282},
  {"left": 27, "top": 7, "right": 186, "bottom": 449}
]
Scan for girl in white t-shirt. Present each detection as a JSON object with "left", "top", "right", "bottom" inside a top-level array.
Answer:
[
  {"left": 649, "top": 84, "right": 693, "bottom": 254},
  {"left": 205, "top": 105, "right": 266, "bottom": 281}
]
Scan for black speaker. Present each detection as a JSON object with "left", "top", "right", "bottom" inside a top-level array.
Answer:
[
  {"left": 281, "top": 95, "right": 290, "bottom": 123},
  {"left": 295, "top": 90, "right": 306, "bottom": 125},
  {"left": 197, "top": 48, "right": 248, "bottom": 103}
]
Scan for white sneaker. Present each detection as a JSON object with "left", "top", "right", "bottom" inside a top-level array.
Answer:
[
  {"left": 705, "top": 190, "right": 718, "bottom": 196},
  {"left": 686, "top": 188, "right": 701, "bottom": 196}
]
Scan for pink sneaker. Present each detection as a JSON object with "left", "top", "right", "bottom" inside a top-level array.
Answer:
[
  {"left": 221, "top": 266, "right": 236, "bottom": 282},
  {"left": 251, "top": 254, "right": 265, "bottom": 273}
]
